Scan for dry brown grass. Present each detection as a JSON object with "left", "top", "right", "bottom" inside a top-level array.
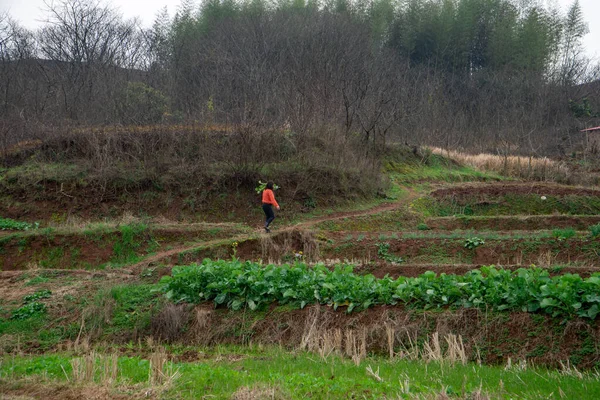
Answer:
[
  {"left": 231, "top": 385, "right": 287, "bottom": 400},
  {"left": 298, "top": 307, "right": 367, "bottom": 365},
  {"left": 260, "top": 230, "right": 321, "bottom": 263},
  {"left": 68, "top": 352, "right": 118, "bottom": 385},
  {"left": 397, "top": 331, "right": 468, "bottom": 365},
  {"left": 151, "top": 304, "right": 189, "bottom": 343},
  {"left": 429, "top": 147, "right": 572, "bottom": 182},
  {"left": 148, "top": 348, "right": 181, "bottom": 388},
  {"left": 0, "top": 381, "right": 150, "bottom": 400}
]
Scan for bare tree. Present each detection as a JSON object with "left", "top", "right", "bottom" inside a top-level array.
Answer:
[{"left": 37, "top": 0, "right": 144, "bottom": 122}]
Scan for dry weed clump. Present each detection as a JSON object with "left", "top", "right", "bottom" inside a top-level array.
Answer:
[
  {"left": 148, "top": 348, "right": 180, "bottom": 387},
  {"left": 151, "top": 303, "right": 189, "bottom": 343},
  {"left": 429, "top": 147, "right": 572, "bottom": 182},
  {"left": 296, "top": 306, "right": 473, "bottom": 366},
  {"left": 559, "top": 360, "right": 584, "bottom": 379},
  {"left": 298, "top": 307, "right": 368, "bottom": 365},
  {"left": 260, "top": 230, "right": 320, "bottom": 263},
  {"left": 231, "top": 385, "right": 287, "bottom": 400},
  {"left": 392, "top": 329, "right": 468, "bottom": 365},
  {"left": 300, "top": 326, "right": 368, "bottom": 365},
  {"left": 68, "top": 352, "right": 118, "bottom": 385}
]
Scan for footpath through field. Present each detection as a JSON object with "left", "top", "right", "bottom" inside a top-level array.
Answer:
[{"left": 127, "top": 188, "right": 420, "bottom": 270}]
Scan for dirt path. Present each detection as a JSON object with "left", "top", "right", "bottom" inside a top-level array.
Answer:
[
  {"left": 291, "top": 192, "right": 417, "bottom": 230},
  {"left": 127, "top": 189, "right": 420, "bottom": 269}
]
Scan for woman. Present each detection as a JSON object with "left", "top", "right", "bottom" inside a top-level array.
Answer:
[{"left": 262, "top": 181, "right": 280, "bottom": 233}]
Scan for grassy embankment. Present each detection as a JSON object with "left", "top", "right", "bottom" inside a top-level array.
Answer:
[{"left": 2, "top": 346, "right": 599, "bottom": 399}]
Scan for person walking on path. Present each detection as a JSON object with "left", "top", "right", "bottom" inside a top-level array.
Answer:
[{"left": 262, "top": 182, "right": 279, "bottom": 233}]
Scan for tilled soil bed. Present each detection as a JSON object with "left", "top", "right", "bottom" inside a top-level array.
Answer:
[
  {"left": 426, "top": 215, "right": 600, "bottom": 231},
  {"left": 160, "top": 231, "right": 600, "bottom": 268},
  {"left": 0, "top": 227, "right": 241, "bottom": 270},
  {"left": 431, "top": 183, "right": 600, "bottom": 200},
  {"left": 320, "top": 237, "right": 600, "bottom": 265}
]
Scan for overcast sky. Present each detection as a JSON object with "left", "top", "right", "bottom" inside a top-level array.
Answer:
[{"left": 1, "top": 0, "right": 599, "bottom": 59}]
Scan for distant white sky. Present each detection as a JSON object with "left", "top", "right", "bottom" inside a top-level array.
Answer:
[{"left": 1, "top": 0, "right": 599, "bottom": 59}]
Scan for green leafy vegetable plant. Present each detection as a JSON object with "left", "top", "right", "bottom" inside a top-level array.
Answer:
[
  {"left": 464, "top": 237, "right": 485, "bottom": 249},
  {"left": 376, "top": 242, "right": 403, "bottom": 263},
  {"left": 163, "top": 260, "right": 600, "bottom": 319},
  {"left": 11, "top": 302, "right": 47, "bottom": 320},
  {"left": 9, "top": 289, "right": 52, "bottom": 320},
  {"left": 0, "top": 217, "right": 39, "bottom": 231},
  {"left": 589, "top": 224, "right": 600, "bottom": 238},
  {"left": 23, "top": 289, "right": 52, "bottom": 303},
  {"left": 255, "top": 181, "right": 280, "bottom": 194},
  {"left": 552, "top": 228, "right": 576, "bottom": 241}
]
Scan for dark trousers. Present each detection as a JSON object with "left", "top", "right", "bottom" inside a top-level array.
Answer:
[{"left": 262, "top": 203, "right": 275, "bottom": 227}]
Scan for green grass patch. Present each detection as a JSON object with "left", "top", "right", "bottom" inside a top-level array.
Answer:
[
  {"left": 2, "top": 348, "right": 600, "bottom": 399},
  {"left": 414, "top": 194, "right": 600, "bottom": 217},
  {"left": 89, "top": 283, "right": 163, "bottom": 336},
  {"left": 0, "top": 313, "right": 76, "bottom": 351},
  {"left": 384, "top": 148, "right": 504, "bottom": 184},
  {"left": 552, "top": 228, "right": 577, "bottom": 240},
  {"left": 315, "top": 209, "right": 417, "bottom": 232},
  {"left": 111, "top": 223, "right": 148, "bottom": 264},
  {"left": 590, "top": 224, "right": 600, "bottom": 238},
  {"left": 24, "top": 276, "right": 51, "bottom": 286},
  {"left": 400, "top": 230, "right": 556, "bottom": 240},
  {"left": 0, "top": 217, "right": 38, "bottom": 231},
  {"left": 390, "top": 166, "right": 501, "bottom": 184}
]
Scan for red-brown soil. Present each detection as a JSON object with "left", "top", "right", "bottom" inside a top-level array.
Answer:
[
  {"left": 123, "top": 229, "right": 600, "bottom": 273},
  {"left": 153, "top": 303, "right": 600, "bottom": 369},
  {"left": 0, "top": 269, "right": 135, "bottom": 305},
  {"left": 431, "top": 183, "right": 600, "bottom": 200},
  {"left": 0, "top": 227, "right": 242, "bottom": 270},
  {"left": 0, "top": 383, "right": 150, "bottom": 400},
  {"left": 1, "top": 181, "right": 262, "bottom": 225},
  {"left": 128, "top": 191, "right": 420, "bottom": 270},
  {"left": 335, "top": 237, "right": 600, "bottom": 265},
  {"left": 427, "top": 215, "right": 600, "bottom": 231},
  {"left": 2, "top": 267, "right": 600, "bottom": 369},
  {"left": 228, "top": 232, "right": 600, "bottom": 267}
]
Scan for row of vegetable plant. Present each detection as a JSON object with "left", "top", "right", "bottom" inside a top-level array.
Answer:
[{"left": 162, "top": 259, "right": 600, "bottom": 318}]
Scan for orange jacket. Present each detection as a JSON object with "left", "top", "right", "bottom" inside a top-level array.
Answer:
[{"left": 262, "top": 189, "right": 279, "bottom": 208}]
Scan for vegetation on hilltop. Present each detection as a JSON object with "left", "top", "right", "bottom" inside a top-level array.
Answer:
[{"left": 1, "top": 0, "right": 599, "bottom": 163}]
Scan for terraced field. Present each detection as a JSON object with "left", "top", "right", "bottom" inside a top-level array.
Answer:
[{"left": 2, "top": 180, "right": 600, "bottom": 398}]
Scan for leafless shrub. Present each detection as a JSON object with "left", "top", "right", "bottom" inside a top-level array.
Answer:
[
  {"left": 190, "top": 307, "right": 213, "bottom": 344},
  {"left": 151, "top": 303, "right": 189, "bottom": 343}
]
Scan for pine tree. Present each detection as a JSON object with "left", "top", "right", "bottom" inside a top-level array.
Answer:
[{"left": 559, "top": 0, "right": 589, "bottom": 85}]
